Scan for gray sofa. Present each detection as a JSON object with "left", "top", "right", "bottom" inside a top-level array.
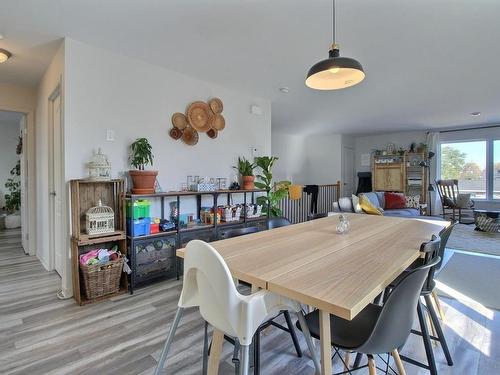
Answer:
[{"left": 334, "top": 191, "right": 421, "bottom": 218}]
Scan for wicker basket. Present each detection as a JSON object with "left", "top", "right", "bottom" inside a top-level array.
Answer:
[{"left": 80, "top": 257, "right": 124, "bottom": 299}]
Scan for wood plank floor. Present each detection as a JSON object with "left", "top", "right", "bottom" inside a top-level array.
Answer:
[{"left": 1, "top": 228, "right": 499, "bottom": 374}]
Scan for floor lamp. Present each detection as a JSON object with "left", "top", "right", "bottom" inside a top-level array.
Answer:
[{"left": 419, "top": 152, "right": 435, "bottom": 216}]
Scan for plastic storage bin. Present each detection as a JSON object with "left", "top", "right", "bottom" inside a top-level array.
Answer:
[
  {"left": 150, "top": 223, "right": 160, "bottom": 234},
  {"left": 126, "top": 200, "right": 151, "bottom": 219},
  {"left": 127, "top": 217, "right": 151, "bottom": 236}
]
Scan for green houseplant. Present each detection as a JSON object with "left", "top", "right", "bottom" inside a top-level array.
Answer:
[
  {"left": 233, "top": 157, "right": 256, "bottom": 190},
  {"left": 4, "top": 160, "right": 21, "bottom": 229},
  {"left": 254, "top": 156, "right": 290, "bottom": 217},
  {"left": 129, "top": 138, "right": 158, "bottom": 194}
]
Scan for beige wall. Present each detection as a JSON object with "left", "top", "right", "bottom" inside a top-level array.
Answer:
[{"left": 0, "top": 83, "right": 37, "bottom": 255}]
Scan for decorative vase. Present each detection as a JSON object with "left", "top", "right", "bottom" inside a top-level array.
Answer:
[
  {"left": 129, "top": 170, "right": 158, "bottom": 194},
  {"left": 241, "top": 175, "right": 255, "bottom": 190},
  {"left": 5, "top": 213, "right": 21, "bottom": 229}
]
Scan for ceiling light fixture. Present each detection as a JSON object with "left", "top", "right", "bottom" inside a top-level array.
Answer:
[
  {"left": 470, "top": 112, "right": 481, "bottom": 117},
  {"left": 306, "top": 0, "right": 365, "bottom": 90},
  {"left": 0, "top": 48, "right": 12, "bottom": 63}
]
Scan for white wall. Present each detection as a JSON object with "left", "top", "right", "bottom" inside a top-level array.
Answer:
[
  {"left": 35, "top": 42, "right": 65, "bottom": 271},
  {"left": 0, "top": 119, "right": 20, "bottom": 208}
]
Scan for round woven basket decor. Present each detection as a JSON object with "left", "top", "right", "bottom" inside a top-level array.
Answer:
[
  {"left": 207, "top": 128, "right": 218, "bottom": 139},
  {"left": 169, "top": 127, "right": 183, "bottom": 140},
  {"left": 171, "top": 112, "right": 188, "bottom": 129},
  {"left": 210, "top": 113, "right": 226, "bottom": 131},
  {"left": 182, "top": 126, "right": 199, "bottom": 146},
  {"left": 208, "top": 97, "right": 223, "bottom": 114},
  {"left": 187, "top": 101, "right": 211, "bottom": 132}
]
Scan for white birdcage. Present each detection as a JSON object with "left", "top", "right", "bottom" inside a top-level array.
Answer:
[
  {"left": 87, "top": 148, "right": 111, "bottom": 181},
  {"left": 86, "top": 200, "right": 115, "bottom": 235}
]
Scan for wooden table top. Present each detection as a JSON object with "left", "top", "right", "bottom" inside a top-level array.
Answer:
[{"left": 176, "top": 214, "right": 447, "bottom": 320}]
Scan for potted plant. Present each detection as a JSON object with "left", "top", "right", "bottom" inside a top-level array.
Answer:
[
  {"left": 254, "top": 156, "right": 291, "bottom": 217},
  {"left": 4, "top": 160, "right": 21, "bottom": 229},
  {"left": 233, "top": 157, "right": 255, "bottom": 190},
  {"left": 129, "top": 138, "right": 158, "bottom": 194}
]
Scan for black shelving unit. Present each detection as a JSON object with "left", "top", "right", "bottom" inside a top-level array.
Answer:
[{"left": 125, "top": 189, "right": 268, "bottom": 293}]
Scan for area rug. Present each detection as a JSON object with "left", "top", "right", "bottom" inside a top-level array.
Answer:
[
  {"left": 436, "top": 253, "right": 500, "bottom": 310},
  {"left": 446, "top": 223, "right": 500, "bottom": 257}
]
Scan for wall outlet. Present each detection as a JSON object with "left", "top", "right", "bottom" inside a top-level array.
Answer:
[{"left": 106, "top": 129, "right": 115, "bottom": 141}]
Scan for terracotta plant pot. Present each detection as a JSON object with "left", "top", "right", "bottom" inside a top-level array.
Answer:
[
  {"left": 129, "top": 170, "right": 158, "bottom": 194},
  {"left": 242, "top": 175, "right": 255, "bottom": 190}
]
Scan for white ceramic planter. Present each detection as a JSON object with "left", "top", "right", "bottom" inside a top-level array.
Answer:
[{"left": 5, "top": 213, "right": 21, "bottom": 229}]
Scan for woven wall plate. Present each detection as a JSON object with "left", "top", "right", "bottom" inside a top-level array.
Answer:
[
  {"left": 182, "top": 126, "right": 199, "bottom": 146},
  {"left": 186, "top": 101, "right": 211, "bottom": 132},
  {"left": 208, "top": 97, "right": 223, "bottom": 114},
  {"left": 210, "top": 113, "right": 226, "bottom": 131},
  {"left": 207, "top": 128, "right": 218, "bottom": 139},
  {"left": 171, "top": 112, "right": 188, "bottom": 130},
  {"left": 169, "top": 127, "right": 183, "bottom": 140}
]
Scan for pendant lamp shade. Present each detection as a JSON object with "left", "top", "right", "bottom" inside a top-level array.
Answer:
[
  {"left": 306, "top": 0, "right": 365, "bottom": 90},
  {"left": 306, "top": 46, "right": 365, "bottom": 90}
]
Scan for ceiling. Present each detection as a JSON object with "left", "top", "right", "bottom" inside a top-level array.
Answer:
[{"left": 1, "top": 0, "right": 499, "bottom": 135}]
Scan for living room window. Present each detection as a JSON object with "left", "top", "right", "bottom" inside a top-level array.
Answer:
[{"left": 439, "top": 136, "right": 500, "bottom": 200}]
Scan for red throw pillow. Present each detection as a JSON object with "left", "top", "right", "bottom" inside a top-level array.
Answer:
[{"left": 385, "top": 192, "right": 406, "bottom": 209}]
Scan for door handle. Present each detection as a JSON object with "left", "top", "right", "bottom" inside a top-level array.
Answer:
[{"left": 50, "top": 191, "right": 56, "bottom": 196}]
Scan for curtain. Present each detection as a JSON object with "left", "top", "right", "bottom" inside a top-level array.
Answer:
[{"left": 426, "top": 132, "right": 440, "bottom": 215}]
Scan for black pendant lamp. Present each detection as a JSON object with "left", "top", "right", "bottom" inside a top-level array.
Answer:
[{"left": 306, "top": 0, "right": 365, "bottom": 90}]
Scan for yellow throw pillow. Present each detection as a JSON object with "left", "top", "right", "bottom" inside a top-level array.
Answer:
[{"left": 359, "top": 195, "right": 383, "bottom": 215}]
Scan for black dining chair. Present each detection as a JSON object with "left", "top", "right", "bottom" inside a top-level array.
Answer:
[
  {"left": 267, "top": 216, "right": 291, "bottom": 229},
  {"left": 219, "top": 226, "right": 259, "bottom": 240},
  {"left": 307, "top": 212, "right": 328, "bottom": 221},
  {"left": 297, "top": 256, "right": 441, "bottom": 375},
  {"left": 211, "top": 224, "right": 303, "bottom": 375}
]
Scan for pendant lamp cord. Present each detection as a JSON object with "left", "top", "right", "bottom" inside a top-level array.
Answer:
[{"left": 332, "top": 0, "right": 336, "bottom": 45}]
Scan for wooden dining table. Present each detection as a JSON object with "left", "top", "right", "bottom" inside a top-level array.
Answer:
[{"left": 176, "top": 213, "right": 447, "bottom": 375}]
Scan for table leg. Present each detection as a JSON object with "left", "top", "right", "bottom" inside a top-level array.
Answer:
[
  {"left": 207, "top": 329, "right": 224, "bottom": 375},
  {"left": 319, "top": 310, "right": 332, "bottom": 375}
]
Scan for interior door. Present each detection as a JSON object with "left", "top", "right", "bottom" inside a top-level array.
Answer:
[
  {"left": 342, "top": 146, "right": 355, "bottom": 196},
  {"left": 49, "top": 93, "right": 63, "bottom": 276}
]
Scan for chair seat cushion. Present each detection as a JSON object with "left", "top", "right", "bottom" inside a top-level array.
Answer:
[{"left": 297, "top": 304, "right": 382, "bottom": 350}]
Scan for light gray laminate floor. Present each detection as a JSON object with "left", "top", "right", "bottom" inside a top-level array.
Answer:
[{"left": 1, "top": 228, "right": 499, "bottom": 375}]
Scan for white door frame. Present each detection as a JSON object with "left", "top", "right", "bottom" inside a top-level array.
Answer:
[
  {"left": 342, "top": 145, "right": 355, "bottom": 197},
  {"left": 48, "top": 85, "right": 65, "bottom": 275}
]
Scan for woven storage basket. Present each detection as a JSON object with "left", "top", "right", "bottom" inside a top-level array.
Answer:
[{"left": 80, "top": 257, "right": 124, "bottom": 299}]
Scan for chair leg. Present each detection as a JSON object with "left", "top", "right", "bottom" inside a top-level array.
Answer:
[
  {"left": 296, "top": 311, "right": 321, "bottom": 375},
  {"left": 391, "top": 349, "right": 406, "bottom": 375},
  {"left": 425, "top": 295, "right": 454, "bottom": 366},
  {"left": 353, "top": 352, "right": 363, "bottom": 368},
  {"left": 253, "top": 328, "right": 260, "bottom": 375},
  {"left": 284, "top": 310, "right": 303, "bottom": 357},
  {"left": 202, "top": 321, "right": 209, "bottom": 375},
  {"left": 154, "top": 307, "right": 184, "bottom": 375},
  {"left": 343, "top": 351, "right": 350, "bottom": 371},
  {"left": 417, "top": 301, "right": 438, "bottom": 375},
  {"left": 368, "top": 355, "right": 377, "bottom": 375},
  {"left": 240, "top": 344, "right": 251, "bottom": 375},
  {"left": 432, "top": 290, "right": 446, "bottom": 322}
]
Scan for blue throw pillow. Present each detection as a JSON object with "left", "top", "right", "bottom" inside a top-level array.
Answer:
[{"left": 361, "top": 192, "right": 384, "bottom": 211}]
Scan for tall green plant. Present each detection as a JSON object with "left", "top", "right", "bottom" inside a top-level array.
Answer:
[
  {"left": 4, "top": 160, "right": 21, "bottom": 213},
  {"left": 129, "top": 138, "right": 154, "bottom": 170},
  {"left": 254, "top": 156, "right": 290, "bottom": 217}
]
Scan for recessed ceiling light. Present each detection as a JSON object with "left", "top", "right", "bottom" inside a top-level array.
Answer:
[
  {"left": 0, "top": 48, "right": 11, "bottom": 63},
  {"left": 279, "top": 87, "right": 290, "bottom": 93},
  {"left": 470, "top": 112, "right": 481, "bottom": 117}
]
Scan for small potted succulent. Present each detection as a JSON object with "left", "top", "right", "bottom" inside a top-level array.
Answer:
[
  {"left": 233, "top": 157, "right": 255, "bottom": 190},
  {"left": 129, "top": 138, "right": 158, "bottom": 194}
]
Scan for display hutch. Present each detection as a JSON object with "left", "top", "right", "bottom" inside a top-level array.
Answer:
[
  {"left": 70, "top": 179, "right": 128, "bottom": 305},
  {"left": 125, "top": 188, "right": 267, "bottom": 293}
]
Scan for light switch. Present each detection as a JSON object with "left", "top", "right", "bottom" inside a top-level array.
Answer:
[{"left": 106, "top": 129, "right": 115, "bottom": 141}]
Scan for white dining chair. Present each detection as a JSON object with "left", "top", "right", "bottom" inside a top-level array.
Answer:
[{"left": 154, "top": 240, "right": 321, "bottom": 375}]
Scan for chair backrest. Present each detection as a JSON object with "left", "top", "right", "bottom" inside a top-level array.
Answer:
[
  {"left": 179, "top": 240, "right": 243, "bottom": 337},
  {"left": 420, "top": 235, "right": 441, "bottom": 292},
  {"left": 268, "top": 217, "right": 291, "bottom": 229},
  {"left": 359, "top": 256, "right": 440, "bottom": 354},
  {"left": 219, "top": 226, "right": 259, "bottom": 240},
  {"left": 436, "top": 221, "right": 457, "bottom": 269},
  {"left": 436, "top": 179, "right": 459, "bottom": 206},
  {"left": 307, "top": 212, "right": 328, "bottom": 221}
]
